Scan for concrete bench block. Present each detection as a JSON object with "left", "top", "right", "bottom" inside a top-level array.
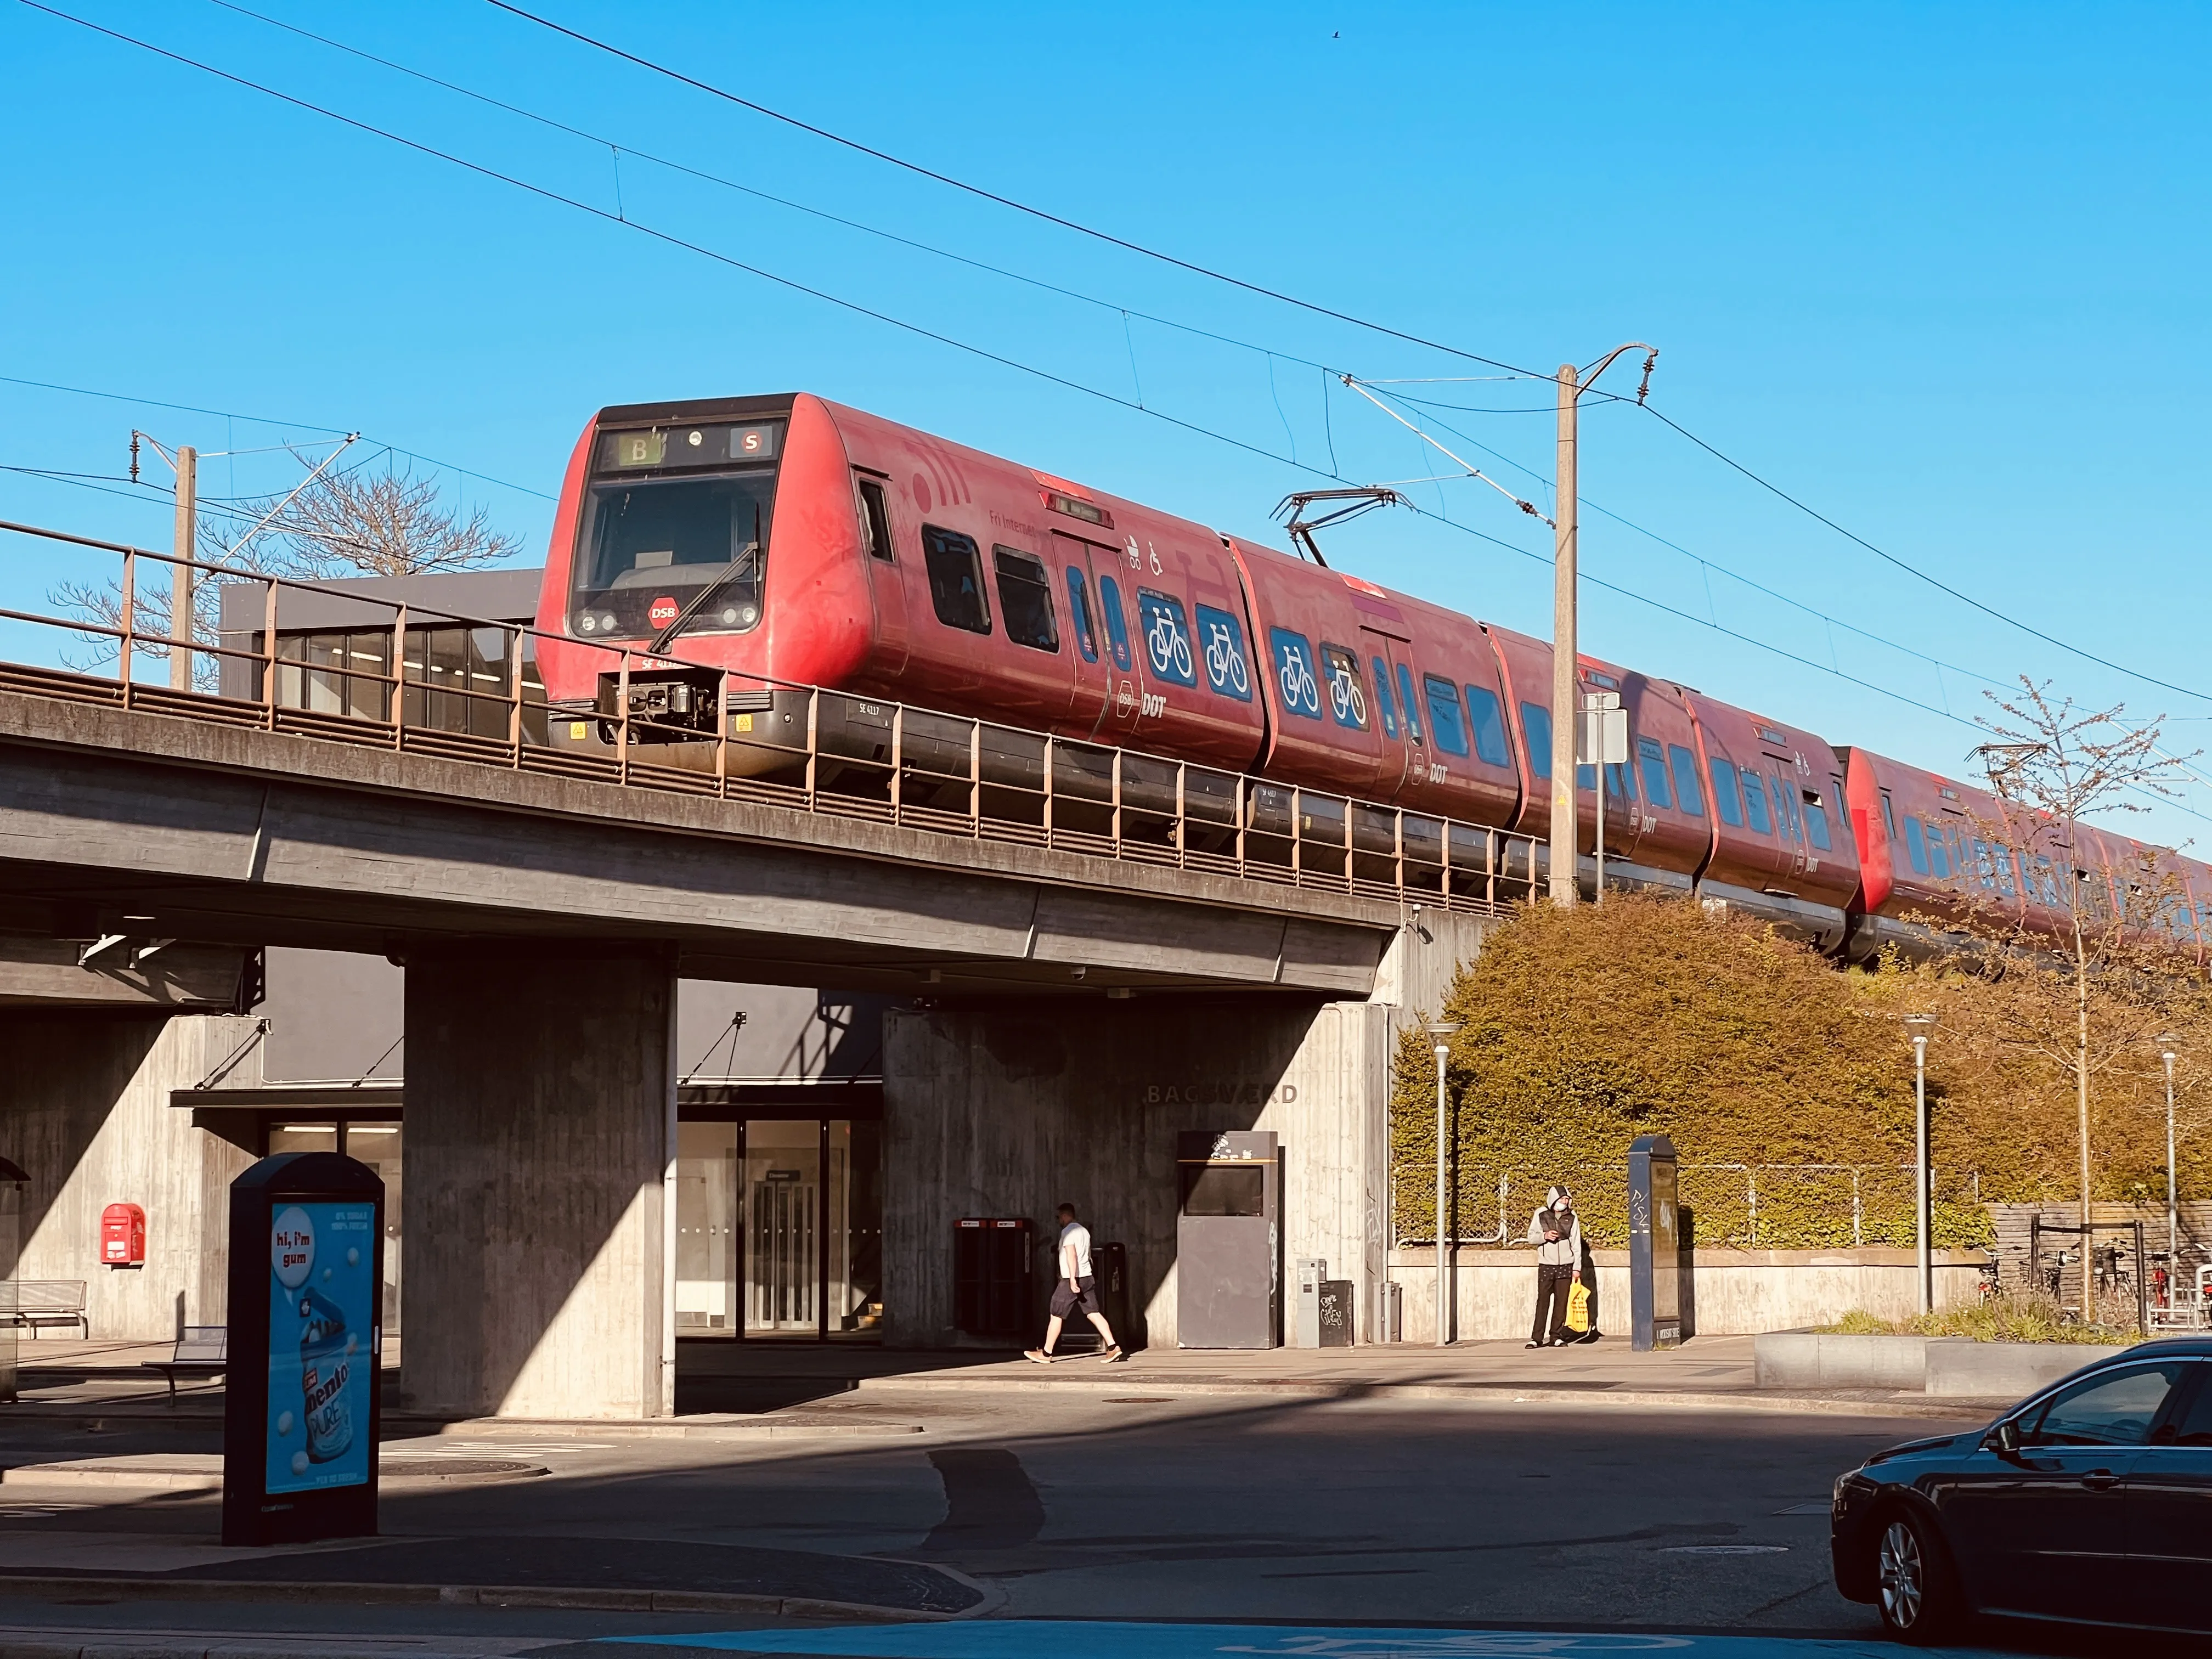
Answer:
[
  {"left": 1754, "top": 1331, "right": 1926, "bottom": 1390},
  {"left": 1923, "top": 1339, "right": 2131, "bottom": 1399}
]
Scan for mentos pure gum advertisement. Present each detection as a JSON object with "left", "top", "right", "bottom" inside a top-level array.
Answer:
[{"left": 266, "top": 1201, "right": 375, "bottom": 1494}]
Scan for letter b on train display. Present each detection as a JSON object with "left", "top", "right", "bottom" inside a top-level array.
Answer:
[{"left": 223, "top": 1153, "right": 384, "bottom": 1546}]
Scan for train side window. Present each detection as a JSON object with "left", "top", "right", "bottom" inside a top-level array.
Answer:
[
  {"left": 921, "top": 525, "right": 990, "bottom": 634},
  {"left": 1195, "top": 605, "right": 1252, "bottom": 701},
  {"left": 1424, "top": 676, "right": 1469, "bottom": 755},
  {"left": 2177, "top": 904, "right": 2197, "bottom": 939},
  {"left": 1370, "top": 657, "right": 1400, "bottom": 738},
  {"left": 1669, "top": 746, "right": 1707, "bottom": 817},
  {"left": 1741, "top": 771, "right": 1770, "bottom": 833},
  {"left": 1395, "top": 663, "right": 1423, "bottom": 742},
  {"left": 1879, "top": 790, "right": 1898, "bottom": 839},
  {"left": 1268, "top": 628, "right": 1324, "bottom": 720},
  {"left": 1994, "top": 845, "right": 2017, "bottom": 898},
  {"left": 1521, "top": 702, "right": 1553, "bottom": 779},
  {"left": 1137, "top": 589, "right": 1198, "bottom": 687},
  {"left": 1323, "top": 645, "right": 1369, "bottom": 730},
  {"left": 1904, "top": 815, "right": 1929, "bottom": 874},
  {"left": 857, "top": 479, "right": 896, "bottom": 563},
  {"left": 1638, "top": 735, "right": 1672, "bottom": 809},
  {"left": 1465, "top": 686, "right": 1510, "bottom": 767},
  {"left": 1801, "top": 789, "right": 1832, "bottom": 850},
  {"left": 1065, "top": 568, "right": 1098, "bottom": 662},
  {"left": 1708, "top": 757, "right": 1745, "bottom": 827},
  {"left": 1771, "top": 775, "right": 1797, "bottom": 840},
  {"left": 1606, "top": 756, "right": 1638, "bottom": 803},
  {"left": 1924, "top": 820, "right": 1950, "bottom": 878},
  {"left": 1097, "top": 574, "right": 1133, "bottom": 671},
  {"left": 992, "top": 548, "right": 1059, "bottom": 652}
]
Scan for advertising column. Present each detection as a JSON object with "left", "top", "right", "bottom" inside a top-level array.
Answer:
[{"left": 223, "top": 1153, "right": 384, "bottom": 1547}]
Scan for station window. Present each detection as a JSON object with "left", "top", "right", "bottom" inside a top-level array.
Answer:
[
  {"left": 1322, "top": 645, "right": 1369, "bottom": 730},
  {"left": 1097, "top": 574, "right": 1133, "bottom": 671},
  {"left": 1904, "top": 816, "right": 1929, "bottom": 874},
  {"left": 1638, "top": 735, "right": 1673, "bottom": 809},
  {"left": 1195, "top": 605, "right": 1252, "bottom": 701},
  {"left": 1396, "top": 664, "right": 1423, "bottom": 742},
  {"left": 1137, "top": 589, "right": 1197, "bottom": 687},
  {"left": 1465, "top": 686, "right": 1510, "bottom": 767},
  {"left": 992, "top": 548, "right": 1059, "bottom": 652},
  {"left": 856, "top": 479, "right": 895, "bottom": 563},
  {"left": 1801, "top": 789, "right": 1831, "bottom": 850},
  {"left": 1669, "top": 746, "right": 1706, "bottom": 817},
  {"left": 1268, "top": 628, "right": 1323, "bottom": 719},
  {"left": 922, "top": 526, "right": 990, "bottom": 634},
  {"left": 1708, "top": 757, "right": 1746, "bottom": 827},
  {"left": 1370, "top": 657, "right": 1400, "bottom": 739},
  {"left": 1425, "top": 676, "right": 1469, "bottom": 755},
  {"left": 1065, "top": 568, "right": 1098, "bottom": 662},
  {"left": 1741, "top": 770, "right": 1771, "bottom": 834},
  {"left": 1522, "top": 702, "right": 1554, "bottom": 780}
]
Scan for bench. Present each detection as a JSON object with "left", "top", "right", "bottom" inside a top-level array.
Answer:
[
  {"left": 142, "top": 1326, "right": 227, "bottom": 1403},
  {"left": 0, "top": 1281, "right": 87, "bottom": 1339}
]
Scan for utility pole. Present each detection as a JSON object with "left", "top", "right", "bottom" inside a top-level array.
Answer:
[
  {"left": 170, "top": 445, "right": 197, "bottom": 691},
  {"left": 1548, "top": 346, "right": 1656, "bottom": 908}
]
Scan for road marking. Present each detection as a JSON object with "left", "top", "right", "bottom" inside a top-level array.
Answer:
[
  {"left": 1769, "top": 1503, "right": 1830, "bottom": 1516},
  {"left": 1658, "top": 1545, "right": 1792, "bottom": 1555}
]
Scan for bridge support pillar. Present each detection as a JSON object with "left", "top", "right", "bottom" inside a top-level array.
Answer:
[{"left": 401, "top": 947, "right": 675, "bottom": 1419}]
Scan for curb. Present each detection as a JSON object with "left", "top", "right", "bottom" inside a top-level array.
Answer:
[
  {"left": 0, "top": 1413, "right": 923, "bottom": 1442},
  {"left": 854, "top": 1373, "right": 1998, "bottom": 1419}
]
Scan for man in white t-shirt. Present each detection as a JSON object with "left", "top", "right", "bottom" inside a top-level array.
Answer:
[{"left": 1025, "top": 1202, "right": 1124, "bottom": 1363}]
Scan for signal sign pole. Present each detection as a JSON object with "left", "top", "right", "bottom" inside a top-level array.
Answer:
[{"left": 171, "top": 445, "right": 196, "bottom": 692}]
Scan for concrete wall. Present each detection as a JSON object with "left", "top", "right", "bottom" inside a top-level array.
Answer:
[
  {"left": 401, "top": 950, "right": 675, "bottom": 1419},
  {"left": 1369, "top": 911, "right": 1490, "bottom": 1023},
  {"left": 2, "top": 1011, "right": 260, "bottom": 1339},
  {"left": 883, "top": 998, "right": 1395, "bottom": 1350},
  {"left": 1389, "top": 1247, "right": 1994, "bottom": 1342}
]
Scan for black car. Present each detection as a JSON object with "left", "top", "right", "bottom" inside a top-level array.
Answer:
[{"left": 1831, "top": 1336, "right": 2212, "bottom": 1643}]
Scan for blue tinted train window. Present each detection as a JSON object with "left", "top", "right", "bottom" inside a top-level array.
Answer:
[
  {"left": 1137, "top": 589, "right": 1197, "bottom": 687},
  {"left": 1324, "top": 645, "right": 1369, "bottom": 730},
  {"left": 1742, "top": 771, "right": 1771, "bottom": 833},
  {"left": 1425, "top": 676, "right": 1469, "bottom": 757},
  {"left": 1771, "top": 775, "right": 1797, "bottom": 840},
  {"left": 1880, "top": 792, "right": 1897, "bottom": 839},
  {"left": 1903, "top": 815, "right": 1929, "bottom": 874},
  {"left": 1193, "top": 605, "right": 1252, "bottom": 701},
  {"left": 1396, "top": 663, "right": 1423, "bottom": 742},
  {"left": 1097, "top": 574, "right": 1132, "bottom": 672},
  {"left": 1994, "top": 845, "right": 2017, "bottom": 897},
  {"left": 2177, "top": 906, "right": 2197, "bottom": 939},
  {"left": 1924, "top": 820, "right": 1950, "bottom": 878},
  {"left": 1709, "top": 757, "right": 1745, "bottom": 827},
  {"left": 1638, "top": 735, "right": 1672, "bottom": 808},
  {"left": 1371, "top": 657, "right": 1400, "bottom": 738},
  {"left": 1606, "top": 757, "right": 1638, "bottom": 803},
  {"left": 1465, "top": 686, "right": 1510, "bottom": 767},
  {"left": 1065, "top": 568, "right": 1097, "bottom": 663},
  {"left": 1522, "top": 703, "right": 1553, "bottom": 779},
  {"left": 1268, "top": 628, "right": 1323, "bottom": 720},
  {"left": 1802, "top": 791, "right": 1831, "bottom": 850},
  {"left": 1669, "top": 746, "right": 1706, "bottom": 816}
]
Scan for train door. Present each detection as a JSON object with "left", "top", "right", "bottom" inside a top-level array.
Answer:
[
  {"left": 854, "top": 472, "right": 910, "bottom": 678},
  {"left": 1766, "top": 754, "right": 1808, "bottom": 879},
  {"left": 1054, "top": 533, "right": 1144, "bottom": 743},
  {"left": 1363, "top": 630, "right": 1425, "bottom": 795}
]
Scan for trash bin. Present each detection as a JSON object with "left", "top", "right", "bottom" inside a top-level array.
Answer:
[
  {"left": 953, "top": 1217, "right": 1034, "bottom": 1339},
  {"left": 1319, "top": 1278, "right": 1355, "bottom": 1347},
  {"left": 1060, "top": 1239, "right": 1137, "bottom": 1352}
]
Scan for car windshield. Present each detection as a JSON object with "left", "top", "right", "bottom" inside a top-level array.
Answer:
[{"left": 571, "top": 472, "right": 776, "bottom": 641}]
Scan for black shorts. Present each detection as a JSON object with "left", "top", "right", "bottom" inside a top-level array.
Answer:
[{"left": 1050, "top": 1276, "right": 1098, "bottom": 1319}]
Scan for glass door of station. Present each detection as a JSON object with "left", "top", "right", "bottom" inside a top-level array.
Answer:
[{"left": 675, "top": 1118, "right": 882, "bottom": 1340}]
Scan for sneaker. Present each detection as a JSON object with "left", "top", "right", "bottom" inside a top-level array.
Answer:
[
  {"left": 1524, "top": 1340, "right": 1542, "bottom": 1349},
  {"left": 1023, "top": 1349, "right": 1053, "bottom": 1365},
  {"left": 1576, "top": 1329, "right": 1602, "bottom": 1345},
  {"left": 1099, "top": 1346, "right": 1126, "bottom": 1363}
]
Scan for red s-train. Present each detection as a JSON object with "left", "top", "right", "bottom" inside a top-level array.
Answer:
[{"left": 534, "top": 392, "right": 2210, "bottom": 960}]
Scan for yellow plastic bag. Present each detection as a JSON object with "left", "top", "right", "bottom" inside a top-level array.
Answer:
[{"left": 1565, "top": 1279, "right": 1592, "bottom": 1334}]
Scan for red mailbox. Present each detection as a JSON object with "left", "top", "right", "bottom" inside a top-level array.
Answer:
[{"left": 100, "top": 1202, "right": 145, "bottom": 1267}]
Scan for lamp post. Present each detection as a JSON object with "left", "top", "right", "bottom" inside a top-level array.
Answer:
[
  {"left": 1548, "top": 345, "right": 1657, "bottom": 908},
  {"left": 1904, "top": 1014, "right": 1938, "bottom": 1313},
  {"left": 2160, "top": 1034, "right": 2180, "bottom": 1274},
  {"left": 1429, "top": 1020, "right": 1461, "bottom": 1347}
]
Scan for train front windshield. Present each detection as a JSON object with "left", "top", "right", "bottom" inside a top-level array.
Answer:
[{"left": 569, "top": 420, "right": 782, "bottom": 645}]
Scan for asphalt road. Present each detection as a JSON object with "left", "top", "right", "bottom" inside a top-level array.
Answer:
[{"left": 0, "top": 1387, "right": 2158, "bottom": 1655}]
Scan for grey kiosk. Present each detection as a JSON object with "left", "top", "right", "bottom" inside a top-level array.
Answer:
[
  {"left": 1628, "top": 1133, "right": 1683, "bottom": 1351},
  {"left": 1175, "top": 1130, "right": 1279, "bottom": 1348},
  {"left": 223, "top": 1152, "right": 385, "bottom": 1547}
]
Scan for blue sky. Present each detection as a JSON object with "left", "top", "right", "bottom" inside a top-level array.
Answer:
[{"left": 4, "top": 1, "right": 2208, "bottom": 845}]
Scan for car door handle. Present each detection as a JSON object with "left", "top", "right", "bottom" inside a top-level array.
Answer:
[{"left": 2080, "top": 1470, "right": 2120, "bottom": 1491}]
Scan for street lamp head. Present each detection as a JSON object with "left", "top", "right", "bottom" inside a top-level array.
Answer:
[
  {"left": 1903, "top": 1013, "right": 1937, "bottom": 1037},
  {"left": 2159, "top": 1032, "right": 2180, "bottom": 1061}
]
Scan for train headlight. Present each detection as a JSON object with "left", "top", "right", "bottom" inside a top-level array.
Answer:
[
  {"left": 739, "top": 603, "right": 758, "bottom": 625},
  {"left": 600, "top": 613, "right": 618, "bottom": 633},
  {"left": 578, "top": 613, "right": 597, "bottom": 634},
  {"left": 720, "top": 606, "right": 740, "bottom": 625}
]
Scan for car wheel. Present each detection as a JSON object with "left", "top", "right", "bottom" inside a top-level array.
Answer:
[{"left": 1875, "top": 1509, "right": 1960, "bottom": 1645}]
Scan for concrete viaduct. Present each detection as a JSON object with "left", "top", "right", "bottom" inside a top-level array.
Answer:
[{"left": 0, "top": 687, "right": 1488, "bottom": 1418}]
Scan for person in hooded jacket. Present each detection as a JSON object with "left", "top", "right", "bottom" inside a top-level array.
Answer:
[{"left": 1526, "top": 1184, "right": 1584, "bottom": 1348}]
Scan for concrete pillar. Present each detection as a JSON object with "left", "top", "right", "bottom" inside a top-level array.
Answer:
[
  {"left": 401, "top": 948, "right": 674, "bottom": 1420},
  {"left": 1, "top": 1011, "right": 259, "bottom": 1340},
  {"left": 1369, "top": 909, "right": 1492, "bottom": 1017},
  {"left": 883, "top": 998, "right": 1393, "bottom": 1351}
]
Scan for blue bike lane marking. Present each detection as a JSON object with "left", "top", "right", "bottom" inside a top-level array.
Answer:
[{"left": 613, "top": 1621, "right": 2015, "bottom": 1657}]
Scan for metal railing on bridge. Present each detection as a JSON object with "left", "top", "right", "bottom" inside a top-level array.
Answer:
[{"left": 0, "top": 520, "right": 1541, "bottom": 913}]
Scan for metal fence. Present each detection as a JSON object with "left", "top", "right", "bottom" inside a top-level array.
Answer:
[
  {"left": 0, "top": 520, "right": 1545, "bottom": 912},
  {"left": 1393, "top": 1161, "right": 1994, "bottom": 1251}
]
